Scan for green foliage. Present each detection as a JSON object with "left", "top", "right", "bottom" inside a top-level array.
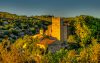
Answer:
[
  {"left": 67, "top": 35, "right": 77, "bottom": 43},
  {"left": 74, "top": 16, "right": 91, "bottom": 45},
  {"left": 42, "top": 48, "right": 67, "bottom": 63},
  {"left": 0, "top": 12, "right": 51, "bottom": 42}
]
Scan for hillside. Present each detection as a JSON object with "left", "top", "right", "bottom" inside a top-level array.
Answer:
[
  {"left": 0, "top": 12, "right": 52, "bottom": 42},
  {"left": 0, "top": 12, "right": 100, "bottom": 63}
]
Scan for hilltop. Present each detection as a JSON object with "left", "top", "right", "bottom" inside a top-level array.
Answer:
[{"left": 0, "top": 12, "right": 99, "bottom": 42}]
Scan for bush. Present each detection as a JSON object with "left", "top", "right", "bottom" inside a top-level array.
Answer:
[{"left": 67, "top": 35, "right": 77, "bottom": 43}]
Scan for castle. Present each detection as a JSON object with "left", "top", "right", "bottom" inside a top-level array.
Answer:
[
  {"left": 36, "top": 17, "right": 68, "bottom": 51},
  {"left": 40, "top": 17, "right": 67, "bottom": 42},
  {"left": 35, "top": 17, "right": 68, "bottom": 52}
]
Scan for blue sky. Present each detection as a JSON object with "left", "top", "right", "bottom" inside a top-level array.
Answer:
[{"left": 0, "top": 0, "right": 100, "bottom": 17}]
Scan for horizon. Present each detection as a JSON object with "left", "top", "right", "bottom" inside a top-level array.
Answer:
[
  {"left": 1, "top": 11, "right": 99, "bottom": 19},
  {"left": 0, "top": 0, "right": 100, "bottom": 18}
]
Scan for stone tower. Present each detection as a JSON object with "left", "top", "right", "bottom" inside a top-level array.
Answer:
[{"left": 52, "top": 17, "right": 64, "bottom": 41}]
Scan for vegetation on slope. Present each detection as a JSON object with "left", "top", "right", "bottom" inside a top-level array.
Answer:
[
  {"left": 0, "top": 12, "right": 100, "bottom": 63},
  {"left": 0, "top": 12, "right": 51, "bottom": 42}
]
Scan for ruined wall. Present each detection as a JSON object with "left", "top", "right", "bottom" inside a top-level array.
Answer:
[
  {"left": 45, "top": 25, "right": 52, "bottom": 36},
  {"left": 63, "top": 26, "right": 67, "bottom": 41}
]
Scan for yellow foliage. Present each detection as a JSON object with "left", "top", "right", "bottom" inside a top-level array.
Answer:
[
  {"left": 77, "top": 44, "right": 100, "bottom": 63},
  {"left": 90, "top": 44, "right": 100, "bottom": 63},
  {"left": 67, "top": 35, "right": 76, "bottom": 43},
  {"left": 74, "top": 20, "right": 91, "bottom": 43},
  {"left": 23, "top": 43, "right": 27, "bottom": 49},
  {"left": 91, "top": 37, "right": 98, "bottom": 45},
  {"left": 68, "top": 50, "right": 76, "bottom": 59},
  {"left": 37, "top": 44, "right": 46, "bottom": 50}
]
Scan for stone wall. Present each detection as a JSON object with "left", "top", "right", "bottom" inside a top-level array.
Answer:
[
  {"left": 51, "top": 17, "right": 64, "bottom": 41},
  {"left": 43, "top": 17, "right": 68, "bottom": 42},
  {"left": 63, "top": 26, "right": 67, "bottom": 41}
]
